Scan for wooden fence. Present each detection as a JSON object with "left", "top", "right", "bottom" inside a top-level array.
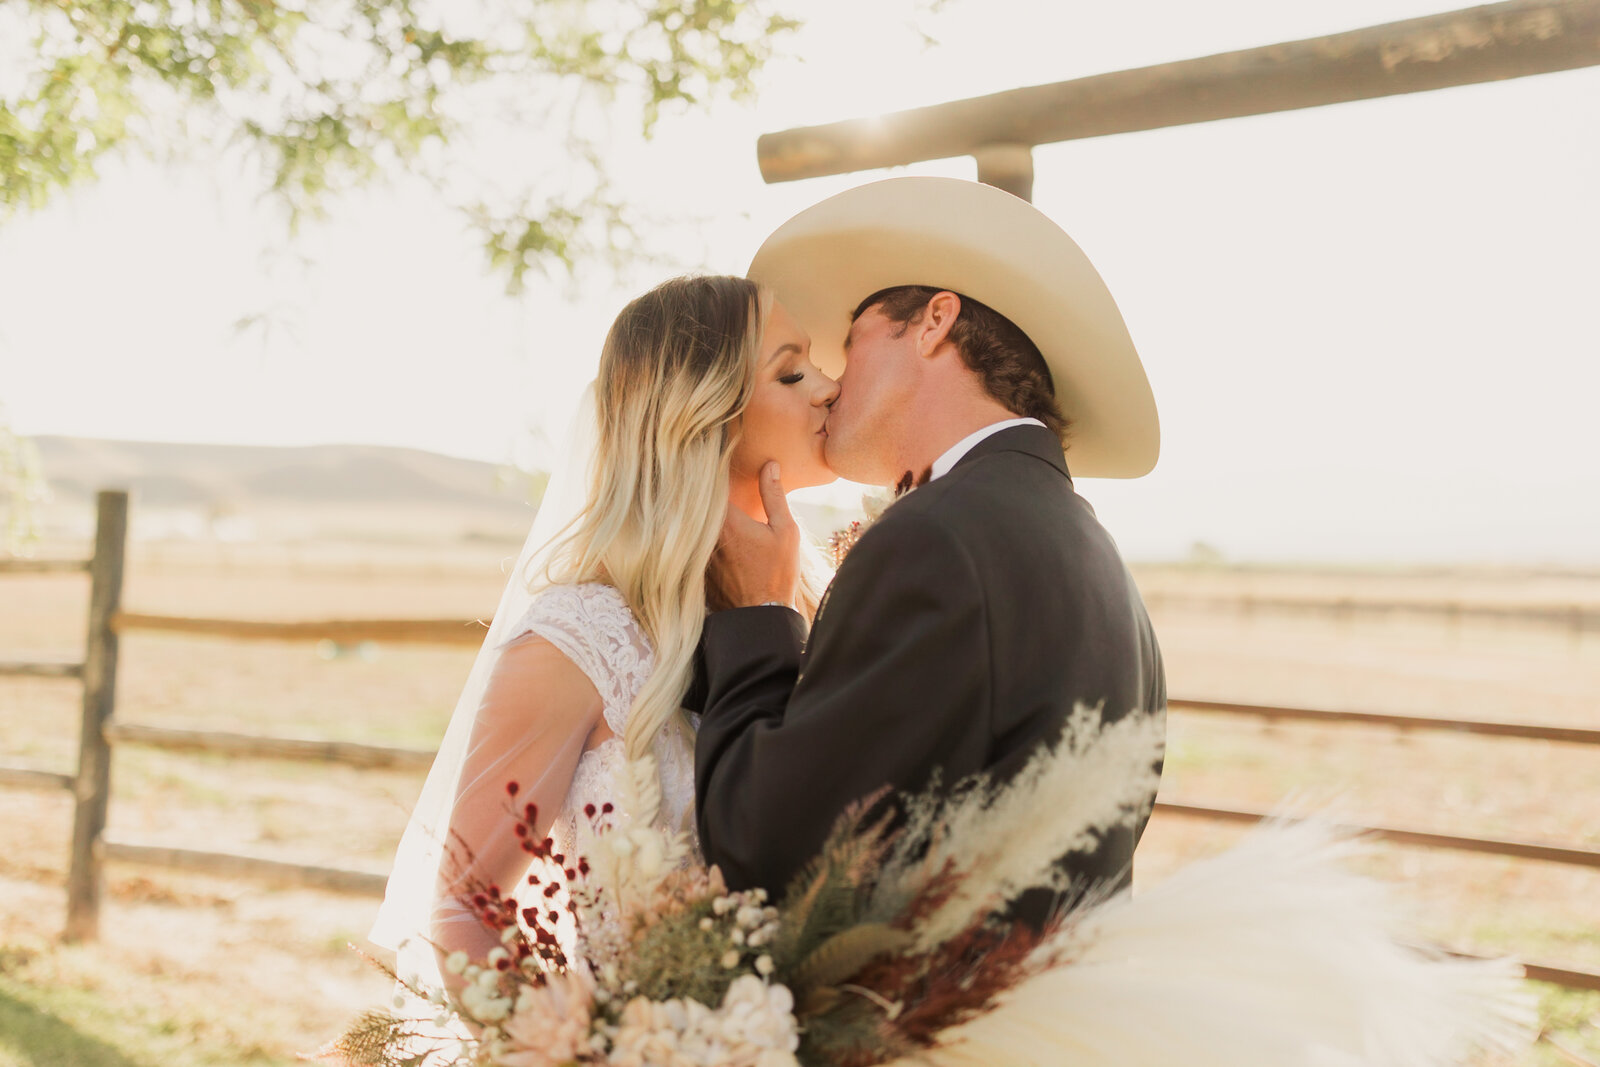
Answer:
[{"left": 2, "top": 488, "right": 1597, "bottom": 994}]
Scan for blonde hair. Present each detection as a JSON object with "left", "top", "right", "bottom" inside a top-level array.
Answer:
[{"left": 542, "top": 275, "right": 826, "bottom": 761}]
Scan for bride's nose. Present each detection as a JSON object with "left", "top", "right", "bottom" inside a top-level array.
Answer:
[{"left": 815, "top": 373, "right": 840, "bottom": 408}]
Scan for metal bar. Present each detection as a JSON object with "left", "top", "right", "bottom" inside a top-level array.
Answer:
[
  {"left": 1153, "top": 801, "right": 1600, "bottom": 869},
  {"left": 0, "top": 765, "right": 75, "bottom": 792},
  {"left": 112, "top": 611, "right": 486, "bottom": 646},
  {"left": 758, "top": 0, "right": 1600, "bottom": 183},
  {"left": 65, "top": 489, "right": 128, "bottom": 943},
  {"left": 103, "top": 721, "right": 436, "bottom": 771},
  {"left": 0, "top": 558, "right": 92, "bottom": 574},
  {"left": 1170, "top": 699, "right": 1600, "bottom": 746},
  {"left": 0, "top": 658, "right": 85, "bottom": 679},
  {"left": 101, "top": 838, "right": 389, "bottom": 896}
]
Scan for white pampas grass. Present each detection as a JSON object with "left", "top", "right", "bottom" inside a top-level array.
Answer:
[
  {"left": 893, "top": 818, "right": 1534, "bottom": 1067},
  {"left": 576, "top": 753, "right": 691, "bottom": 919},
  {"left": 884, "top": 704, "right": 1165, "bottom": 948}
]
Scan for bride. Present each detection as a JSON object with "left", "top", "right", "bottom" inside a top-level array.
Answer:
[{"left": 369, "top": 274, "right": 839, "bottom": 983}]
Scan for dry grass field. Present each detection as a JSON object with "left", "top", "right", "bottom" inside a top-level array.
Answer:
[{"left": 1, "top": 538, "right": 1597, "bottom": 1066}]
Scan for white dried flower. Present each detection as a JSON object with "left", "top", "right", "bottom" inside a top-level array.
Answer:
[
  {"left": 459, "top": 983, "right": 512, "bottom": 1022},
  {"left": 736, "top": 905, "right": 764, "bottom": 928},
  {"left": 608, "top": 981, "right": 799, "bottom": 1067},
  {"left": 444, "top": 951, "right": 469, "bottom": 975},
  {"left": 721, "top": 950, "right": 741, "bottom": 969},
  {"left": 730, "top": 929, "right": 746, "bottom": 946},
  {"left": 487, "top": 947, "right": 509, "bottom": 967},
  {"left": 497, "top": 968, "right": 595, "bottom": 1067},
  {"left": 699, "top": 917, "right": 715, "bottom": 932},
  {"left": 756, "top": 955, "right": 775, "bottom": 977}
]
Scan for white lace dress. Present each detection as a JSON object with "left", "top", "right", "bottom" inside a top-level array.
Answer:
[{"left": 505, "top": 581, "right": 700, "bottom": 859}]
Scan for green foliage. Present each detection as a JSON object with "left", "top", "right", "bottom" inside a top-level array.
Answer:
[
  {"left": 623, "top": 897, "right": 739, "bottom": 1007},
  {"left": 0, "top": 0, "right": 800, "bottom": 286}
]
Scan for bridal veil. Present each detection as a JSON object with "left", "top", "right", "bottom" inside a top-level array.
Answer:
[{"left": 369, "top": 384, "right": 599, "bottom": 989}]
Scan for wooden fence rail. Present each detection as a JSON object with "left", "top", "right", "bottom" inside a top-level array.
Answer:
[
  {"left": 0, "top": 558, "right": 91, "bottom": 574},
  {"left": 0, "top": 657, "right": 85, "bottom": 679},
  {"left": 756, "top": 0, "right": 1600, "bottom": 185},
  {"left": 1171, "top": 698, "right": 1600, "bottom": 746},
  {"left": 103, "top": 721, "right": 436, "bottom": 771},
  {"left": 2, "top": 488, "right": 1597, "bottom": 995},
  {"left": 1145, "top": 593, "right": 1600, "bottom": 633},
  {"left": 110, "top": 612, "right": 487, "bottom": 646}
]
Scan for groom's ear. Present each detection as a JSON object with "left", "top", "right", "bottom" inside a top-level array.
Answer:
[{"left": 915, "top": 290, "right": 961, "bottom": 359}]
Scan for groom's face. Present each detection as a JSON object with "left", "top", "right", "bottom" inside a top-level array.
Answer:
[{"left": 824, "top": 304, "right": 918, "bottom": 486}]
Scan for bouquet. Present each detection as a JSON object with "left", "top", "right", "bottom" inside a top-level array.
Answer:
[{"left": 325, "top": 707, "right": 1532, "bottom": 1067}]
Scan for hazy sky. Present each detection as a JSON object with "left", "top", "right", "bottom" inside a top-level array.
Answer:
[{"left": 3, "top": 0, "right": 1598, "bottom": 564}]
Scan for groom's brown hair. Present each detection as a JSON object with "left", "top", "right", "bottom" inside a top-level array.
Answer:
[{"left": 853, "top": 286, "right": 1069, "bottom": 442}]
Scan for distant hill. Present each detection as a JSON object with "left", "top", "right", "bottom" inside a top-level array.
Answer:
[{"left": 31, "top": 436, "right": 535, "bottom": 527}]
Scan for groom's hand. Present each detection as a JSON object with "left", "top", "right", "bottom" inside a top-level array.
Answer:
[{"left": 718, "top": 462, "right": 802, "bottom": 610}]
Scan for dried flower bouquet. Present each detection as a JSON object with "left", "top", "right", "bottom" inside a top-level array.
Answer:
[{"left": 325, "top": 706, "right": 1531, "bottom": 1067}]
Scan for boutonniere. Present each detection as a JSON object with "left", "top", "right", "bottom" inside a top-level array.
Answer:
[{"left": 825, "top": 467, "right": 928, "bottom": 567}]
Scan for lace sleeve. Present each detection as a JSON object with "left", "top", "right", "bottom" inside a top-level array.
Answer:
[
  {"left": 506, "top": 584, "right": 647, "bottom": 736},
  {"left": 430, "top": 631, "right": 602, "bottom": 976}
]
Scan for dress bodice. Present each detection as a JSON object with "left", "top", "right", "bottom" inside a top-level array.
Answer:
[{"left": 506, "top": 582, "right": 699, "bottom": 859}]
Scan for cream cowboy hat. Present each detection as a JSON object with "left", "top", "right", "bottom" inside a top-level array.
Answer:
[{"left": 747, "top": 176, "right": 1159, "bottom": 478}]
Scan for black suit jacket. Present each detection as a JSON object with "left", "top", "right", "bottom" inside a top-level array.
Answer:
[{"left": 693, "top": 424, "right": 1166, "bottom": 916}]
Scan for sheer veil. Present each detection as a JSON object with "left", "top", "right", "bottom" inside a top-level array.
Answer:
[{"left": 369, "top": 383, "right": 599, "bottom": 989}]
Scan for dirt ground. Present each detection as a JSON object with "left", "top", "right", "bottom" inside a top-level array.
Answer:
[{"left": 2, "top": 541, "right": 1597, "bottom": 1064}]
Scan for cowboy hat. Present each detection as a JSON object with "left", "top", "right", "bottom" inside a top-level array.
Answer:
[{"left": 747, "top": 176, "right": 1159, "bottom": 478}]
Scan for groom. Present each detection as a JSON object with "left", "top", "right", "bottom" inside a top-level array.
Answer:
[{"left": 695, "top": 178, "right": 1166, "bottom": 921}]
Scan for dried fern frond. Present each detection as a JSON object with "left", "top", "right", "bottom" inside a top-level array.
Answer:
[
  {"left": 308, "top": 1010, "right": 418, "bottom": 1067},
  {"left": 774, "top": 789, "right": 896, "bottom": 968},
  {"left": 793, "top": 922, "right": 915, "bottom": 999}
]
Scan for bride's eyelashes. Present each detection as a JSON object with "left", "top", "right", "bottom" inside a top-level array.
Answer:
[{"left": 778, "top": 372, "right": 805, "bottom": 385}]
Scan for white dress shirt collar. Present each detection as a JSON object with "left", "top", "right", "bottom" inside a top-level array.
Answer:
[{"left": 927, "top": 417, "right": 1046, "bottom": 483}]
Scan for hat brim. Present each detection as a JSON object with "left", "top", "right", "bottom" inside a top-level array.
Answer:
[{"left": 747, "top": 177, "right": 1159, "bottom": 479}]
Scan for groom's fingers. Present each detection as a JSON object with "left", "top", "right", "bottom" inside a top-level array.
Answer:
[{"left": 758, "top": 462, "right": 795, "bottom": 537}]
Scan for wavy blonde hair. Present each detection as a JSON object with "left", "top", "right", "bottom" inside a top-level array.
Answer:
[{"left": 542, "top": 275, "right": 826, "bottom": 760}]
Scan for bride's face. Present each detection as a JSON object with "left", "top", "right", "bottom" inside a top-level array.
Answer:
[{"left": 731, "top": 300, "right": 839, "bottom": 491}]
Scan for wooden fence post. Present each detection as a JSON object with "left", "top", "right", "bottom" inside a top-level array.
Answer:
[
  {"left": 973, "top": 143, "right": 1034, "bottom": 202},
  {"left": 64, "top": 489, "right": 128, "bottom": 942}
]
